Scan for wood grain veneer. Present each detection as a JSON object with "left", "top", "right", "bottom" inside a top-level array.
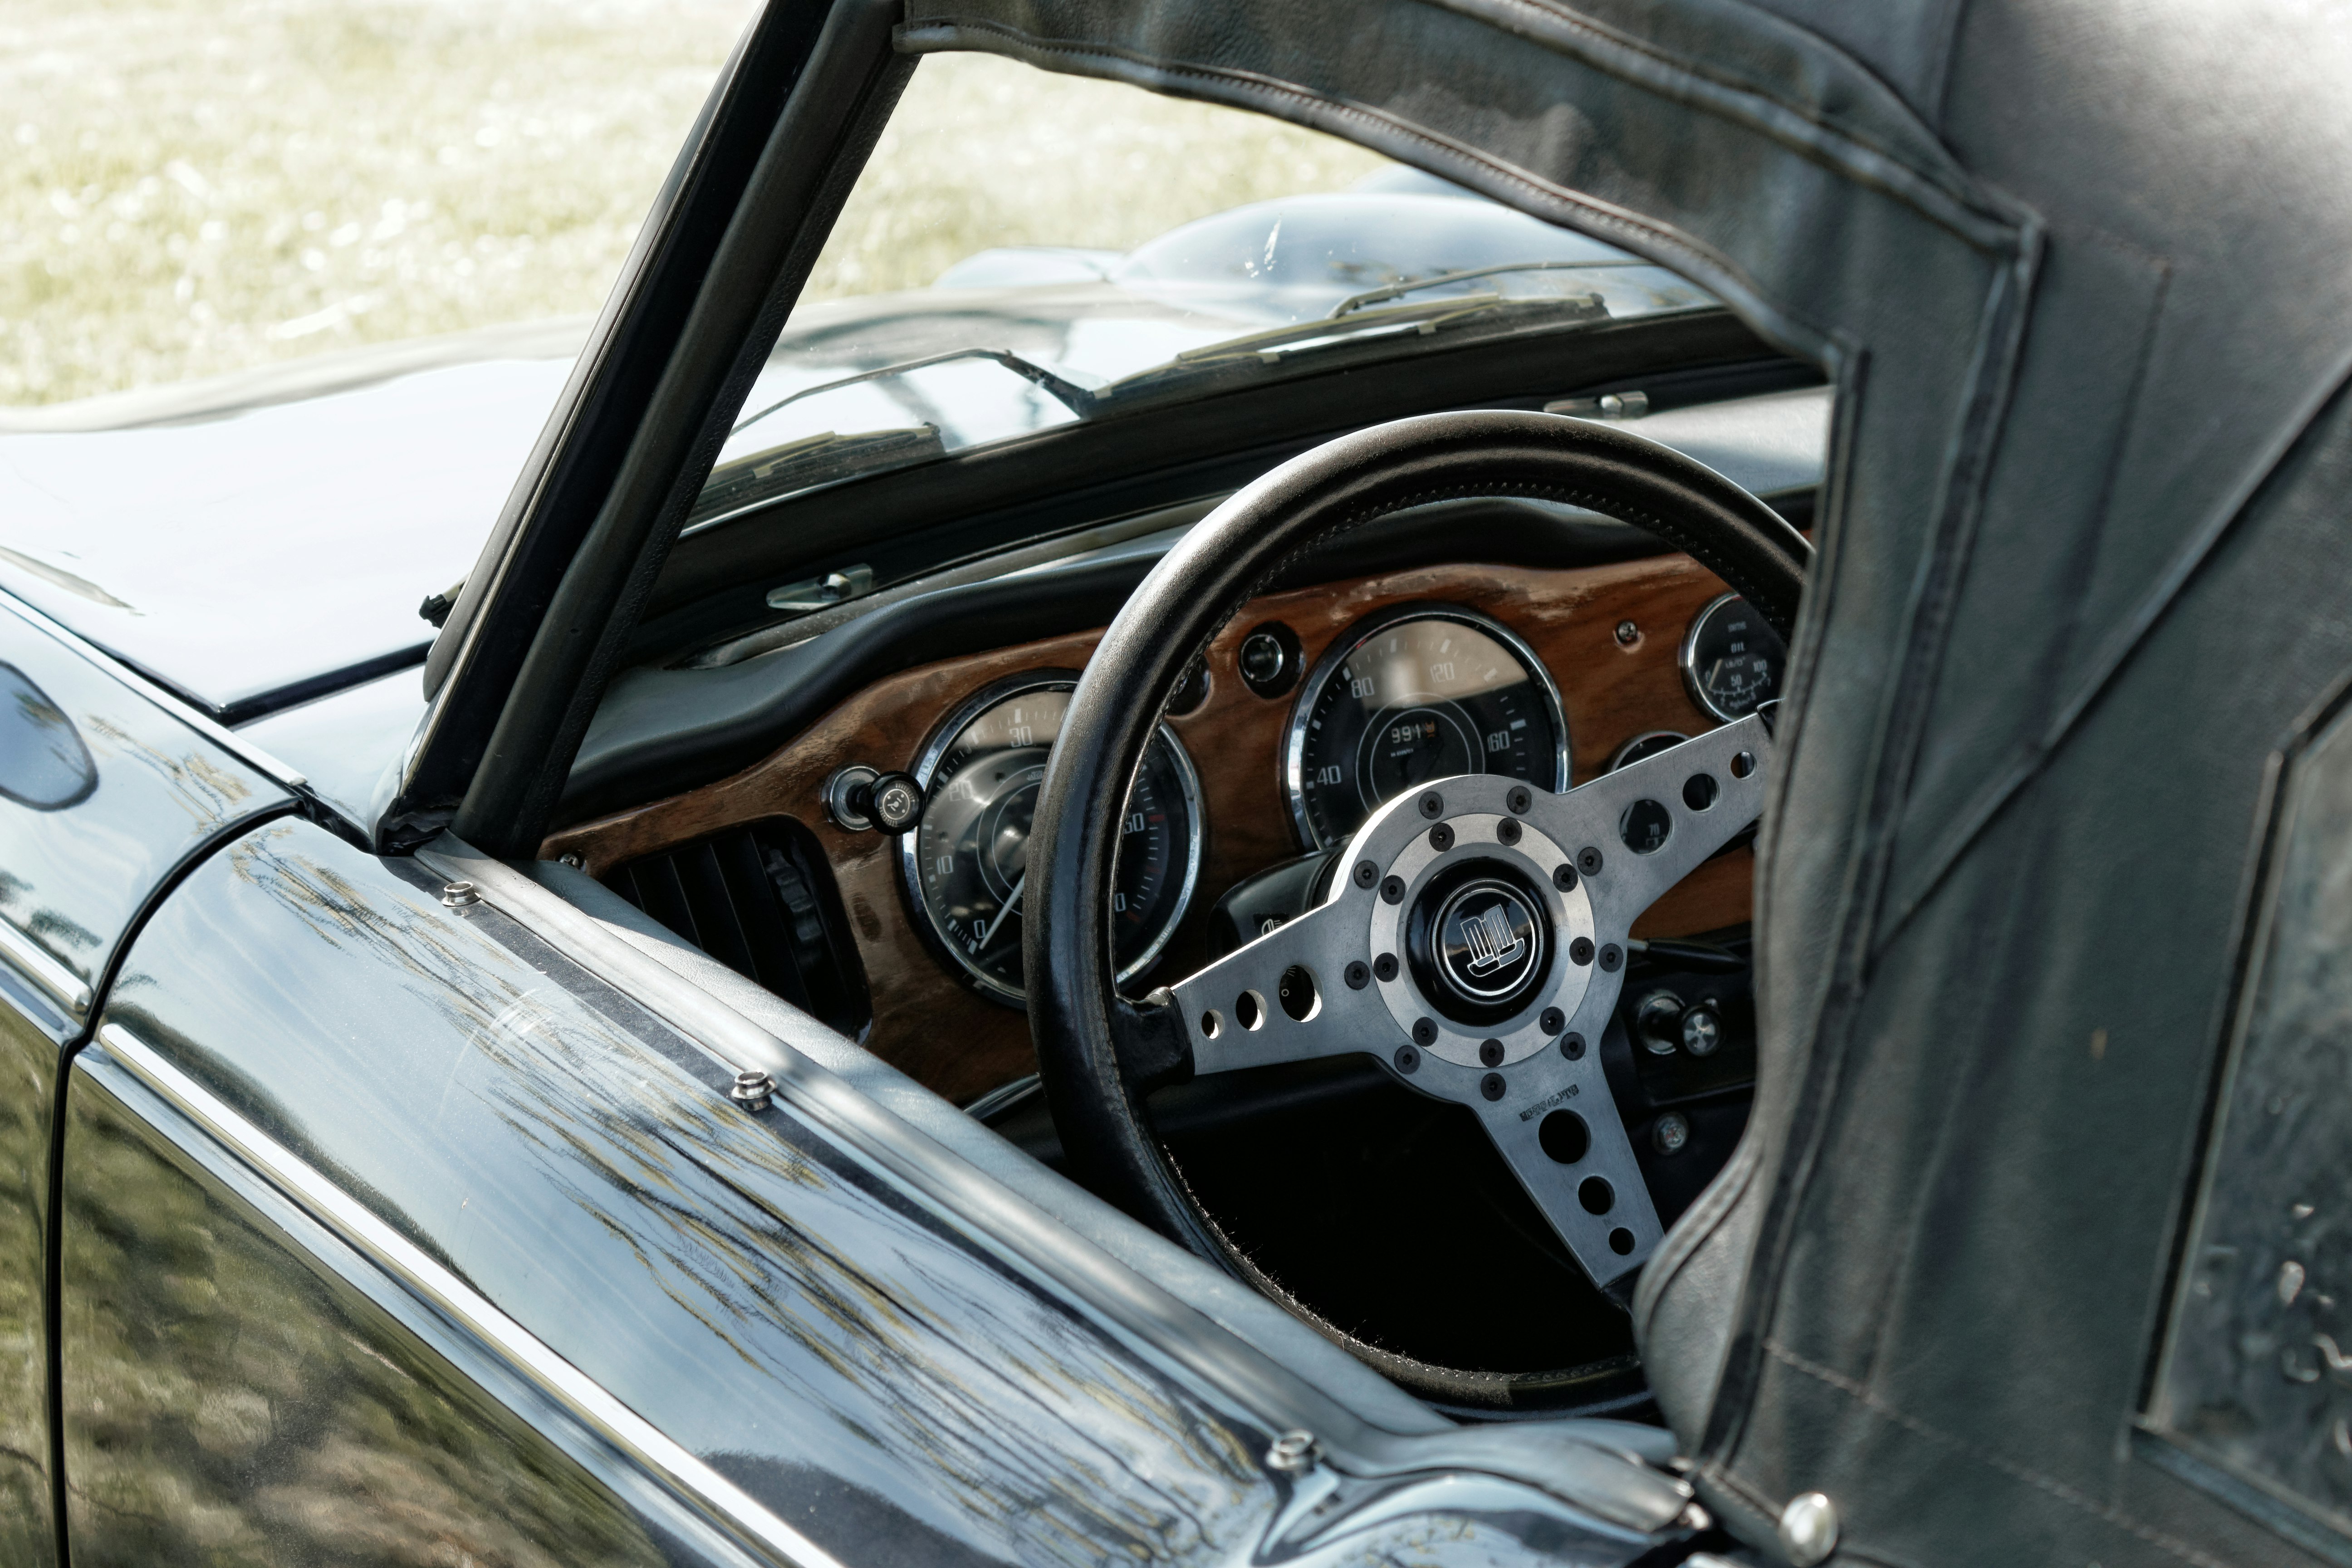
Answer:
[{"left": 547, "top": 552, "right": 1757, "bottom": 1102}]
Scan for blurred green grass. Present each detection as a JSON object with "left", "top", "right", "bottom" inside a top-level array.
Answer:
[{"left": 1, "top": 3, "right": 1386, "bottom": 408}]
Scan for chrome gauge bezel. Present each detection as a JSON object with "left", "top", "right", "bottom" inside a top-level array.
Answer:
[
  {"left": 1678, "top": 590, "right": 1786, "bottom": 723},
  {"left": 899, "top": 670, "right": 1206, "bottom": 1009},
  {"left": 1282, "top": 602, "right": 1570, "bottom": 853}
]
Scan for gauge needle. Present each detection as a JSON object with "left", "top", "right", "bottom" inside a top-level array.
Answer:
[{"left": 976, "top": 874, "right": 1025, "bottom": 954}]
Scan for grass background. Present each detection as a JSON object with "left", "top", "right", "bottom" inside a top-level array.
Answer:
[{"left": 1, "top": 0, "right": 1387, "bottom": 407}]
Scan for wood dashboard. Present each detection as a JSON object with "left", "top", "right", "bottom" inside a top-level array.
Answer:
[{"left": 546, "top": 551, "right": 1756, "bottom": 1103}]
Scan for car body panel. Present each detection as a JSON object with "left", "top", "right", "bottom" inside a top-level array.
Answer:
[
  {"left": 0, "top": 356, "right": 577, "bottom": 723},
  {"left": 92, "top": 813, "right": 1683, "bottom": 1564},
  {"left": 0, "top": 598, "right": 296, "bottom": 1567}
]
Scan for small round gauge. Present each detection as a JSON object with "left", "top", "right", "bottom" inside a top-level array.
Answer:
[
  {"left": 902, "top": 672, "right": 1204, "bottom": 1007},
  {"left": 1681, "top": 593, "right": 1788, "bottom": 721},
  {"left": 1285, "top": 605, "right": 1568, "bottom": 851}
]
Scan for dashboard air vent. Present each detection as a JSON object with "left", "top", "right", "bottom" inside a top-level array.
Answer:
[{"left": 602, "top": 818, "right": 870, "bottom": 1039}]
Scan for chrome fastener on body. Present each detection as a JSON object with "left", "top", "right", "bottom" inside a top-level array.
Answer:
[
  {"left": 1264, "top": 1429, "right": 1319, "bottom": 1474},
  {"left": 440, "top": 881, "right": 480, "bottom": 908},
  {"left": 730, "top": 1071, "right": 776, "bottom": 1113},
  {"left": 1777, "top": 1491, "right": 1839, "bottom": 1567}
]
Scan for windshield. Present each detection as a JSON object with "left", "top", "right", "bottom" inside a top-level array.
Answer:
[{"left": 692, "top": 54, "right": 1714, "bottom": 530}]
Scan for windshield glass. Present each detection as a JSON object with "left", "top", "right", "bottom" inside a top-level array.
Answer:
[{"left": 692, "top": 54, "right": 1713, "bottom": 529}]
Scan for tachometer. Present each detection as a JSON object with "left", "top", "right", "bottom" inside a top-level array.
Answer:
[
  {"left": 1284, "top": 605, "right": 1568, "bottom": 850},
  {"left": 902, "top": 672, "right": 1204, "bottom": 1006},
  {"left": 1680, "top": 592, "right": 1787, "bottom": 721}
]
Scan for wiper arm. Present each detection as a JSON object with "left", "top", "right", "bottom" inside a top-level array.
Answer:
[
  {"left": 1328, "top": 258, "right": 1648, "bottom": 318},
  {"left": 1149, "top": 289, "right": 1606, "bottom": 375},
  {"left": 730, "top": 347, "right": 1098, "bottom": 434}
]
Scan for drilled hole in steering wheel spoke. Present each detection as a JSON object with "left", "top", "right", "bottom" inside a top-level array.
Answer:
[
  {"left": 1235, "top": 990, "right": 1264, "bottom": 1030},
  {"left": 1277, "top": 965, "right": 1318, "bottom": 1022}
]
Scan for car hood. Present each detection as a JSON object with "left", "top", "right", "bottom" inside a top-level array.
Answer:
[{"left": 0, "top": 326, "right": 587, "bottom": 723}]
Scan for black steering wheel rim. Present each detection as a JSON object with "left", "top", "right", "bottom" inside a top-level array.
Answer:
[{"left": 1024, "top": 408, "right": 1810, "bottom": 1412}]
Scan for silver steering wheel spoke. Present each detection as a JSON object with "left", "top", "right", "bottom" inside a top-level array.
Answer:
[
  {"left": 1166, "top": 708, "right": 1775, "bottom": 1292},
  {"left": 1166, "top": 900, "right": 1403, "bottom": 1075}
]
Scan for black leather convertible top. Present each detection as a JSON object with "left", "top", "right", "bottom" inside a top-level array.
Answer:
[{"left": 902, "top": 2, "right": 2352, "bottom": 1563}]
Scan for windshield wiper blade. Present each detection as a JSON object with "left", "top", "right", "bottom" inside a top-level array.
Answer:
[
  {"left": 730, "top": 347, "right": 1098, "bottom": 435},
  {"left": 1140, "top": 289, "right": 1608, "bottom": 377},
  {"left": 1328, "top": 258, "right": 1649, "bottom": 318},
  {"left": 688, "top": 423, "right": 945, "bottom": 530}
]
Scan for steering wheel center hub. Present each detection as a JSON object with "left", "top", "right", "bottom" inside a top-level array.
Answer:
[{"left": 1411, "top": 863, "right": 1552, "bottom": 1023}]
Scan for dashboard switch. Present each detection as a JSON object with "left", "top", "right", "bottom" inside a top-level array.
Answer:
[{"left": 866, "top": 772, "right": 925, "bottom": 834}]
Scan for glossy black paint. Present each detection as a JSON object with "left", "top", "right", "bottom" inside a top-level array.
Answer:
[
  {"left": 107, "top": 818, "right": 1289, "bottom": 1564},
  {"left": 58, "top": 1057, "right": 701, "bottom": 1567},
  {"left": 0, "top": 597, "right": 292, "bottom": 1567},
  {"left": 93, "top": 815, "right": 1677, "bottom": 1564}
]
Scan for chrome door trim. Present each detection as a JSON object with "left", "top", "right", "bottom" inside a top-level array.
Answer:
[
  {"left": 0, "top": 916, "right": 88, "bottom": 1018},
  {"left": 93, "top": 1019, "right": 848, "bottom": 1568},
  {"left": 415, "top": 835, "right": 1695, "bottom": 1533}
]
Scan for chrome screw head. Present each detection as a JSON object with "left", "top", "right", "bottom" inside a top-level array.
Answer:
[
  {"left": 1777, "top": 1491, "right": 1839, "bottom": 1567},
  {"left": 730, "top": 1070, "right": 776, "bottom": 1113},
  {"left": 440, "top": 881, "right": 480, "bottom": 908},
  {"left": 1265, "top": 1429, "right": 1319, "bottom": 1474}
]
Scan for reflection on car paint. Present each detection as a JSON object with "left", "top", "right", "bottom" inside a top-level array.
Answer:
[
  {"left": 99, "top": 816, "right": 1671, "bottom": 1566},
  {"left": 59, "top": 1064, "right": 679, "bottom": 1568}
]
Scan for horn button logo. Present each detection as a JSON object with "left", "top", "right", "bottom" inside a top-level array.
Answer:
[{"left": 1408, "top": 864, "right": 1553, "bottom": 1025}]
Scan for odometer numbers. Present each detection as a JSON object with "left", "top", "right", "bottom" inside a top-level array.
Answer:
[
  {"left": 1284, "top": 606, "right": 1568, "bottom": 850},
  {"left": 902, "top": 673, "right": 1204, "bottom": 1007}
]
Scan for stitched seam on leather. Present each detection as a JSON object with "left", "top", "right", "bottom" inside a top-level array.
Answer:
[
  {"left": 1760, "top": 1340, "right": 2233, "bottom": 1568},
  {"left": 1452, "top": 0, "right": 2010, "bottom": 245}
]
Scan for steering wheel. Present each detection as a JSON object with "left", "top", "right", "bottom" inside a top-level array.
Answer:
[{"left": 1024, "top": 409, "right": 1810, "bottom": 1406}]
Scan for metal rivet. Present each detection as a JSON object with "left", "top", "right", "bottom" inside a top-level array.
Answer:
[
  {"left": 1599, "top": 943, "right": 1623, "bottom": 973},
  {"left": 1344, "top": 961, "right": 1370, "bottom": 990},
  {"left": 1266, "top": 1429, "right": 1319, "bottom": 1474},
  {"left": 1480, "top": 1072, "right": 1505, "bottom": 1101},
  {"left": 1381, "top": 875, "right": 1406, "bottom": 904},
  {"left": 1418, "top": 791, "right": 1445, "bottom": 819},
  {"left": 440, "top": 881, "right": 480, "bottom": 908},
  {"left": 1540, "top": 1007, "right": 1565, "bottom": 1034},
  {"left": 1497, "top": 818, "right": 1522, "bottom": 846},
  {"left": 1373, "top": 953, "right": 1399, "bottom": 982},
  {"left": 1578, "top": 846, "right": 1604, "bottom": 877},
  {"left": 1506, "top": 785, "right": 1533, "bottom": 815},
  {"left": 730, "top": 1070, "right": 775, "bottom": 1113},
  {"left": 1429, "top": 823, "right": 1455, "bottom": 852},
  {"left": 1570, "top": 937, "right": 1595, "bottom": 965},
  {"left": 1478, "top": 1038, "right": 1504, "bottom": 1067},
  {"left": 1354, "top": 860, "right": 1379, "bottom": 889},
  {"left": 1553, "top": 863, "right": 1578, "bottom": 891},
  {"left": 1562, "top": 1032, "right": 1587, "bottom": 1060},
  {"left": 1653, "top": 1112, "right": 1690, "bottom": 1156},
  {"left": 1411, "top": 1018, "right": 1438, "bottom": 1046},
  {"left": 1777, "top": 1492, "right": 1839, "bottom": 1568},
  {"left": 1615, "top": 619, "right": 1639, "bottom": 646},
  {"left": 1393, "top": 1044, "right": 1421, "bottom": 1074}
]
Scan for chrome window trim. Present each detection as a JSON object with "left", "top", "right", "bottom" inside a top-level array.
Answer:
[
  {"left": 93, "top": 1019, "right": 848, "bottom": 1568},
  {"left": 0, "top": 915, "right": 90, "bottom": 1018},
  {"left": 1282, "top": 602, "right": 1572, "bottom": 853}
]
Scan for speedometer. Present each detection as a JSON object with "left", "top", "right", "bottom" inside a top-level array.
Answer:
[
  {"left": 902, "top": 672, "right": 1204, "bottom": 1007},
  {"left": 1284, "top": 605, "right": 1568, "bottom": 850}
]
